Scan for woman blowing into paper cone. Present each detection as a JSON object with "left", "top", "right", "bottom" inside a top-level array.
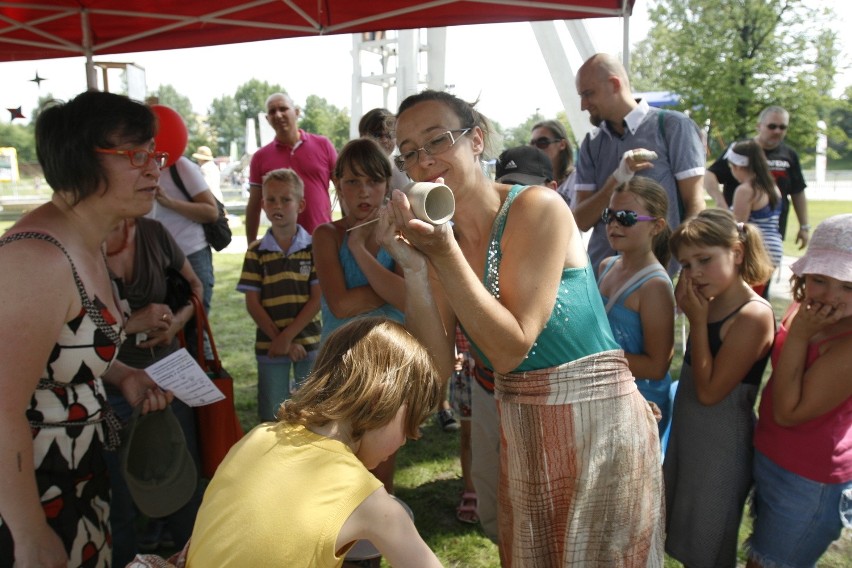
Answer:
[
  {"left": 0, "top": 91, "right": 172, "bottom": 567},
  {"left": 377, "top": 90, "right": 664, "bottom": 566}
]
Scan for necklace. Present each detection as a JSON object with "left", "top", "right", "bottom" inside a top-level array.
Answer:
[{"left": 106, "top": 221, "right": 130, "bottom": 257}]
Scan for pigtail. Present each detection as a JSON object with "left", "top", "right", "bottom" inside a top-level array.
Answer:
[
  {"left": 737, "top": 222, "right": 775, "bottom": 286},
  {"left": 652, "top": 225, "right": 672, "bottom": 268}
]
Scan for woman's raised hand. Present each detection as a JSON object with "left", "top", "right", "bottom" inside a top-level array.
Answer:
[{"left": 376, "top": 193, "right": 427, "bottom": 274}]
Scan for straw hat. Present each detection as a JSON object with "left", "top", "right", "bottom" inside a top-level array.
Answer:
[
  {"left": 192, "top": 146, "right": 215, "bottom": 162},
  {"left": 790, "top": 214, "right": 852, "bottom": 282}
]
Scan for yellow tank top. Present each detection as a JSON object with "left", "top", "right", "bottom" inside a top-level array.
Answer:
[{"left": 188, "top": 421, "right": 382, "bottom": 567}]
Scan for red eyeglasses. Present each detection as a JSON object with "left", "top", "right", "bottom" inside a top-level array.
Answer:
[{"left": 95, "top": 148, "right": 169, "bottom": 168}]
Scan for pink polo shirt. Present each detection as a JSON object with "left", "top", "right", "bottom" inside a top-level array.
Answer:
[{"left": 250, "top": 130, "right": 337, "bottom": 234}]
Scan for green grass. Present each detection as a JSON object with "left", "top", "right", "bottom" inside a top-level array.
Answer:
[
  {"left": 781, "top": 200, "right": 852, "bottom": 258},
  {"left": 211, "top": 253, "right": 852, "bottom": 567},
  {"left": 2, "top": 205, "right": 850, "bottom": 565}
]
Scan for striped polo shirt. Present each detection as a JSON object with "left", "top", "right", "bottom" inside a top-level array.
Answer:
[{"left": 237, "top": 226, "right": 322, "bottom": 358}]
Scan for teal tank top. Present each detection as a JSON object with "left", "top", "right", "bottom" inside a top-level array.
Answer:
[{"left": 465, "top": 185, "right": 618, "bottom": 372}]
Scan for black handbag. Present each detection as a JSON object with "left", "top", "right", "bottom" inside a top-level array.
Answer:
[
  {"left": 169, "top": 164, "right": 232, "bottom": 251},
  {"left": 164, "top": 267, "right": 193, "bottom": 313}
]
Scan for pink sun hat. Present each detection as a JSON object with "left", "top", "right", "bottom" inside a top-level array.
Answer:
[{"left": 790, "top": 214, "right": 852, "bottom": 282}]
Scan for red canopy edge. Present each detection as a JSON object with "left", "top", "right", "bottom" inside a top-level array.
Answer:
[{"left": 0, "top": 0, "right": 634, "bottom": 62}]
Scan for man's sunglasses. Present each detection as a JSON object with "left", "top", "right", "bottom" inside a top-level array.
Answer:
[
  {"left": 601, "top": 208, "right": 656, "bottom": 227},
  {"left": 766, "top": 123, "right": 787, "bottom": 131},
  {"left": 529, "top": 137, "right": 563, "bottom": 150}
]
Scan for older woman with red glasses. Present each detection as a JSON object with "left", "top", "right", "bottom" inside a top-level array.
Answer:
[{"left": 0, "top": 91, "right": 173, "bottom": 567}]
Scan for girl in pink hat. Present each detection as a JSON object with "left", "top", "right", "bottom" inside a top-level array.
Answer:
[{"left": 749, "top": 213, "right": 852, "bottom": 568}]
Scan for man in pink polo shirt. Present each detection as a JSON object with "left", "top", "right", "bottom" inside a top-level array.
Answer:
[{"left": 246, "top": 93, "right": 337, "bottom": 242}]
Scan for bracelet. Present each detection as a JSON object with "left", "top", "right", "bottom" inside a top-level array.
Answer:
[{"left": 800, "top": 225, "right": 811, "bottom": 231}]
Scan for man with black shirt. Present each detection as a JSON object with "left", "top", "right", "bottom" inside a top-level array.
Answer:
[{"left": 705, "top": 106, "right": 810, "bottom": 248}]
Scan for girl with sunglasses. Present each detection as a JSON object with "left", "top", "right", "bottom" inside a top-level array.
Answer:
[
  {"left": 728, "top": 139, "right": 783, "bottom": 297},
  {"left": 664, "top": 209, "right": 776, "bottom": 567},
  {"left": 597, "top": 177, "right": 675, "bottom": 440},
  {"left": 379, "top": 89, "right": 663, "bottom": 565}
]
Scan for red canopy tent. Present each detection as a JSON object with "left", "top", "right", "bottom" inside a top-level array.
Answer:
[{"left": 0, "top": 1, "right": 635, "bottom": 64}]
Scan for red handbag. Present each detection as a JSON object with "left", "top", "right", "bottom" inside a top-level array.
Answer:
[{"left": 187, "top": 295, "right": 244, "bottom": 479}]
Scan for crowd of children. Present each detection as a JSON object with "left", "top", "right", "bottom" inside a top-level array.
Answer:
[
  {"left": 10, "top": 90, "right": 846, "bottom": 568},
  {"left": 210, "top": 122, "right": 850, "bottom": 566}
]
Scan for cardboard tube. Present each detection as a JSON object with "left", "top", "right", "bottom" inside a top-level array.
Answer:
[{"left": 401, "top": 182, "right": 455, "bottom": 225}]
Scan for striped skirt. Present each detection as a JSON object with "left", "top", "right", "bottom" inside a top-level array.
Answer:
[{"left": 495, "top": 350, "right": 664, "bottom": 567}]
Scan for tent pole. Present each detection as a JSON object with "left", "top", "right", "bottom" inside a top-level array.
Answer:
[
  {"left": 622, "top": 0, "right": 630, "bottom": 73},
  {"left": 81, "top": 8, "right": 97, "bottom": 90}
]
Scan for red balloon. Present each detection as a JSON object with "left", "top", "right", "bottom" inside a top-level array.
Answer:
[{"left": 151, "top": 104, "right": 188, "bottom": 168}]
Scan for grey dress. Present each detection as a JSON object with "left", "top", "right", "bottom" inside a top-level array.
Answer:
[{"left": 663, "top": 301, "right": 769, "bottom": 568}]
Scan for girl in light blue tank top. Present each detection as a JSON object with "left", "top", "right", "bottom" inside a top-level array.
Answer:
[
  {"left": 597, "top": 178, "right": 676, "bottom": 439},
  {"left": 312, "top": 138, "right": 407, "bottom": 493}
]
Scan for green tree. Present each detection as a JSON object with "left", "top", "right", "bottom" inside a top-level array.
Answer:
[
  {"left": 299, "top": 95, "right": 350, "bottom": 150},
  {"left": 0, "top": 122, "right": 36, "bottom": 163},
  {"left": 630, "top": 0, "right": 838, "bottom": 157},
  {"left": 207, "top": 95, "right": 244, "bottom": 157},
  {"left": 151, "top": 84, "right": 216, "bottom": 157},
  {"left": 827, "top": 86, "right": 852, "bottom": 163}
]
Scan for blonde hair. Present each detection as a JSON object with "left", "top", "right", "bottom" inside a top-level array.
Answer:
[
  {"left": 615, "top": 177, "right": 671, "bottom": 267},
  {"left": 279, "top": 317, "right": 441, "bottom": 441},
  {"left": 262, "top": 168, "right": 304, "bottom": 200},
  {"left": 669, "top": 209, "right": 774, "bottom": 286}
]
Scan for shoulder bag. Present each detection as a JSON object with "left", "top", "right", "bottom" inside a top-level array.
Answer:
[
  {"left": 185, "top": 294, "right": 244, "bottom": 478},
  {"left": 169, "top": 164, "right": 232, "bottom": 251}
]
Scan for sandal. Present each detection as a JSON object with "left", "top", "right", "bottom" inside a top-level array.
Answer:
[
  {"left": 437, "top": 408, "right": 460, "bottom": 432},
  {"left": 456, "top": 491, "right": 479, "bottom": 524}
]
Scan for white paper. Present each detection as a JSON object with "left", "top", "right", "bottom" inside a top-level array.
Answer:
[{"left": 144, "top": 348, "right": 225, "bottom": 407}]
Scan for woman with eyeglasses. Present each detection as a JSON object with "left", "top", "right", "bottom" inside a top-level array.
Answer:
[
  {"left": 529, "top": 119, "right": 575, "bottom": 206},
  {"left": 0, "top": 91, "right": 174, "bottom": 567},
  {"left": 378, "top": 90, "right": 664, "bottom": 565}
]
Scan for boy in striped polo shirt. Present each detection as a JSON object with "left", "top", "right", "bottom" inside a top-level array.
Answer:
[{"left": 237, "top": 169, "right": 322, "bottom": 421}]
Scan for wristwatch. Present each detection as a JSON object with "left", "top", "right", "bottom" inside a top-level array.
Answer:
[{"left": 800, "top": 224, "right": 811, "bottom": 231}]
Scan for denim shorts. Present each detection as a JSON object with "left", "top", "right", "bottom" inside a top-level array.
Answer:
[{"left": 747, "top": 450, "right": 852, "bottom": 568}]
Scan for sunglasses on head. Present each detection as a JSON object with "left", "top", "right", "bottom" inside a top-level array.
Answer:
[
  {"left": 529, "top": 136, "right": 562, "bottom": 149},
  {"left": 601, "top": 208, "right": 656, "bottom": 227},
  {"left": 766, "top": 123, "right": 787, "bottom": 131}
]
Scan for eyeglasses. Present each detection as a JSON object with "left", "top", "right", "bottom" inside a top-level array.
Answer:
[
  {"left": 95, "top": 148, "right": 169, "bottom": 168},
  {"left": 529, "top": 136, "right": 563, "bottom": 149},
  {"left": 601, "top": 208, "right": 656, "bottom": 227},
  {"left": 394, "top": 128, "right": 471, "bottom": 172},
  {"left": 766, "top": 123, "right": 787, "bottom": 131}
]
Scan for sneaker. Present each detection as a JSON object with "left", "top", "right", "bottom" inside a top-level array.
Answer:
[{"left": 437, "top": 408, "right": 460, "bottom": 432}]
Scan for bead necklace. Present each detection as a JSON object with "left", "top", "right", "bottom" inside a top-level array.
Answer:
[{"left": 106, "top": 220, "right": 130, "bottom": 257}]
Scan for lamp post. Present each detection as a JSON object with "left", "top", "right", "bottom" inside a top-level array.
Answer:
[{"left": 815, "top": 120, "right": 827, "bottom": 184}]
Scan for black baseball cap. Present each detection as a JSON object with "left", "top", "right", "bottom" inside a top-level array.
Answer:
[{"left": 495, "top": 146, "right": 554, "bottom": 186}]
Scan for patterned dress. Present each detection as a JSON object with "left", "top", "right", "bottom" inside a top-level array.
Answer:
[{"left": 0, "top": 233, "right": 123, "bottom": 568}]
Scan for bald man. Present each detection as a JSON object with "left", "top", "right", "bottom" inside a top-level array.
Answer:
[
  {"left": 246, "top": 93, "right": 337, "bottom": 242},
  {"left": 573, "top": 53, "right": 706, "bottom": 271}
]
